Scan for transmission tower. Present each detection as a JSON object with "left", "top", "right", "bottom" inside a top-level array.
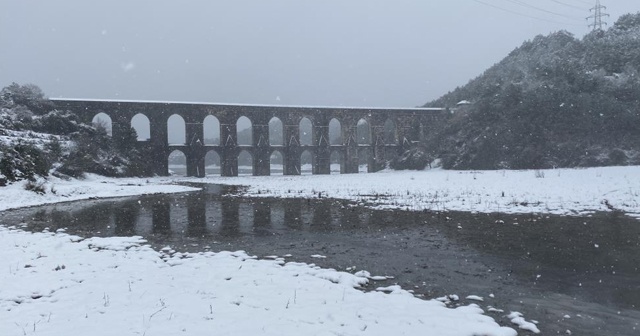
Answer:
[{"left": 587, "top": 0, "right": 609, "bottom": 31}]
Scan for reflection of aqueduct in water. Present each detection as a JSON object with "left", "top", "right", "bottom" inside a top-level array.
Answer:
[
  {"left": 75, "top": 194, "right": 400, "bottom": 238},
  {"left": 52, "top": 99, "right": 450, "bottom": 177}
]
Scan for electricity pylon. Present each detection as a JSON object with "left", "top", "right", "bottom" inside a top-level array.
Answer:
[{"left": 587, "top": 0, "right": 609, "bottom": 31}]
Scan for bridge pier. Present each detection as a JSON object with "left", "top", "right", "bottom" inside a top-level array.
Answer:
[
  {"left": 253, "top": 119, "right": 271, "bottom": 176},
  {"left": 344, "top": 147, "right": 359, "bottom": 174},
  {"left": 221, "top": 148, "right": 238, "bottom": 177},
  {"left": 220, "top": 121, "right": 238, "bottom": 177},
  {"left": 149, "top": 116, "right": 169, "bottom": 176},
  {"left": 313, "top": 122, "right": 331, "bottom": 175},
  {"left": 344, "top": 125, "right": 359, "bottom": 174},
  {"left": 283, "top": 121, "right": 301, "bottom": 175},
  {"left": 185, "top": 118, "right": 206, "bottom": 177}
]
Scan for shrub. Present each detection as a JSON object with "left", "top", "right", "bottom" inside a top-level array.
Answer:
[
  {"left": 0, "top": 142, "right": 50, "bottom": 182},
  {"left": 391, "top": 147, "right": 432, "bottom": 171},
  {"left": 24, "top": 180, "right": 46, "bottom": 194}
]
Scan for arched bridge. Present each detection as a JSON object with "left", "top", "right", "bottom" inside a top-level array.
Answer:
[{"left": 51, "top": 99, "right": 450, "bottom": 177}]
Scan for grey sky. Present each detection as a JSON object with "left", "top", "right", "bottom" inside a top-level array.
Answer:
[{"left": 1, "top": 0, "right": 637, "bottom": 108}]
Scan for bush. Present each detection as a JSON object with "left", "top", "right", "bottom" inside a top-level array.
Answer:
[
  {"left": 0, "top": 142, "right": 50, "bottom": 182},
  {"left": 0, "top": 82, "right": 54, "bottom": 114},
  {"left": 24, "top": 180, "right": 46, "bottom": 194},
  {"left": 33, "top": 110, "right": 83, "bottom": 135},
  {"left": 608, "top": 149, "right": 628, "bottom": 165},
  {"left": 391, "top": 147, "right": 432, "bottom": 170}
]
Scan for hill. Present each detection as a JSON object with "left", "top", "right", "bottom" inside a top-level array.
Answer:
[
  {"left": 423, "top": 13, "right": 640, "bottom": 170},
  {"left": 0, "top": 83, "right": 150, "bottom": 186}
]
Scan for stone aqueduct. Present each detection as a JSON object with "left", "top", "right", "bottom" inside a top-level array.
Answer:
[{"left": 51, "top": 99, "right": 450, "bottom": 177}]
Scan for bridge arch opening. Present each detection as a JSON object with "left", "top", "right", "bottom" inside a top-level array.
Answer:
[
  {"left": 299, "top": 117, "right": 313, "bottom": 146},
  {"left": 237, "top": 116, "right": 252, "bottom": 146},
  {"left": 270, "top": 150, "right": 284, "bottom": 176},
  {"left": 205, "top": 150, "right": 221, "bottom": 176},
  {"left": 131, "top": 114, "right": 150, "bottom": 141},
  {"left": 204, "top": 115, "right": 221, "bottom": 145},
  {"left": 269, "top": 117, "right": 284, "bottom": 146},
  {"left": 168, "top": 114, "right": 186, "bottom": 145},
  {"left": 330, "top": 151, "right": 343, "bottom": 174},
  {"left": 168, "top": 150, "right": 187, "bottom": 176},
  {"left": 301, "top": 150, "right": 313, "bottom": 175},
  {"left": 329, "top": 118, "right": 342, "bottom": 146},
  {"left": 383, "top": 119, "right": 397, "bottom": 145},
  {"left": 92, "top": 113, "right": 112, "bottom": 136},
  {"left": 356, "top": 119, "right": 371, "bottom": 145},
  {"left": 238, "top": 150, "right": 253, "bottom": 176}
]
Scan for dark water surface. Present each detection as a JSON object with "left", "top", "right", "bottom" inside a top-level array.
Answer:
[{"left": 1, "top": 184, "right": 639, "bottom": 335}]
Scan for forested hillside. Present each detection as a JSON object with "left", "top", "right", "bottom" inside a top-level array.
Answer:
[
  {"left": 0, "top": 83, "right": 149, "bottom": 187},
  {"left": 423, "top": 13, "right": 640, "bottom": 170}
]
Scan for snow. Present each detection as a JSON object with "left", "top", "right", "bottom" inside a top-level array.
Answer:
[
  {"left": 197, "top": 166, "right": 640, "bottom": 219},
  {"left": 0, "top": 226, "right": 517, "bottom": 336},
  {"left": 0, "top": 129, "right": 65, "bottom": 147},
  {"left": 508, "top": 312, "right": 541, "bottom": 334},
  {"left": 0, "top": 174, "right": 198, "bottom": 212},
  {"left": 466, "top": 295, "right": 485, "bottom": 302}
]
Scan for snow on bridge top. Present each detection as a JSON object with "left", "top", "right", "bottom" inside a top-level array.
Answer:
[{"left": 49, "top": 97, "right": 447, "bottom": 112}]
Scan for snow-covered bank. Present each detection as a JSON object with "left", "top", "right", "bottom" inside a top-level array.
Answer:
[
  {"left": 0, "top": 226, "right": 517, "bottom": 336},
  {"left": 0, "top": 174, "right": 198, "bottom": 212},
  {"left": 3, "top": 166, "right": 637, "bottom": 219},
  {"left": 202, "top": 166, "right": 640, "bottom": 218}
]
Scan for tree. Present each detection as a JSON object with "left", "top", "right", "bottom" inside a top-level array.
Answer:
[{"left": 0, "top": 83, "right": 54, "bottom": 114}]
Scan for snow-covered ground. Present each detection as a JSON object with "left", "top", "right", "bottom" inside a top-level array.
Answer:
[
  {"left": 0, "top": 174, "right": 198, "bottom": 212},
  {"left": 200, "top": 166, "right": 640, "bottom": 219},
  {"left": 0, "top": 227, "right": 517, "bottom": 336},
  {"left": 3, "top": 165, "right": 638, "bottom": 335}
]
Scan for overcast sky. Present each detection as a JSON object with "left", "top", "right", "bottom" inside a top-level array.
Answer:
[{"left": 0, "top": 0, "right": 637, "bottom": 108}]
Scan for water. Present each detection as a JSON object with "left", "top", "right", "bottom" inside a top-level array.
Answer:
[{"left": 1, "top": 184, "right": 639, "bottom": 335}]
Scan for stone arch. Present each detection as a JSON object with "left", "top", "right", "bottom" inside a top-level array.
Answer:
[
  {"left": 204, "top": 115, "right": 221, "bottom": 145},
  {"left": 205, "top": 150, "right": 221, "bottom": 176},
  {"left": 329, "top": 118, "right": 342, "bottom": 146},
  {"left": 301, "top": 149, "right": 313, "bottom": 175},
  {"left": 237, "top": 116, "right": 252, "bottom": 146},
  {"left": 330, "top": 150, "right": 343, "bottom": 174},
  {"left": 270, "top": 150, "right": 284, "bottom": 175},
  {"left": 168, "top": 114, "right": 186, "bottom": 145},
  {"left": 168, "top": 150, "right": 187, "bottom": 176},
  {"left": 238, "top": 150, "right": 253, "bottom": 176},
  {"left": 269, "top": 117, "right": 284, "bottom": 146},
  {"left": 356, "top": 118, "right": 371, "bottom": 145},
  {"left": 299, "top": 117, "right": 313, "bottom": 146},
  {"left": 383, "top": 119, "right": 397, "bottom": 145},
  {"left": 131, "top": 113, "right": 150, "bottom": 141},
  {"left": 92, "top": 112, "right": 112, "bottom": 136}
]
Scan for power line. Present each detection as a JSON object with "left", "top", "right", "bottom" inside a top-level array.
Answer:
[
  {"left": 473, "top": 0, "right": 583, "bottom": 27},
  {"left": 501, "top": 0, "right": 584, "bottom": 21},
  {"left": 587, "top": 0, "right": 609, "bottom": 31},
  {"left": 551, "top": 0, "right": 587, "bottom": 11}
]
